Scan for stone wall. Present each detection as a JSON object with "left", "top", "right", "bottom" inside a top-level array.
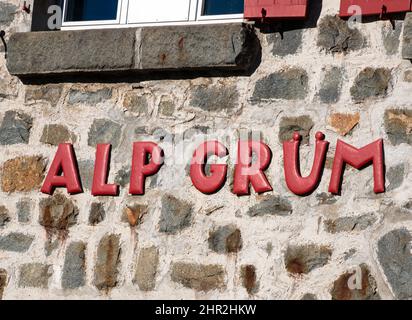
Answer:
[{"left": 0, "top": 0, "right": 411, "bottom": 300}]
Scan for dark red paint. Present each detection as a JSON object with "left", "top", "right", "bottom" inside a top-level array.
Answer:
[
  {"left": 339, "top": 0, "right": 411, "bottom": 17},
  {"left": 92, "top": 144, "right": 119, "bottom": 196},
  {"left": 129, "top": 142, "right": 164, "bottom": 195},
  {"left": 233, "top": 140, "right": 272, "bottom": 195},
  {"left": 41, "top": 143, "right": 82, "bottom": 195},
  {"left": 283, "top": 131, "right": 329, "bottom": 196},
  {"left": 244, "top": 0, "right": 308, "bottom": 19},
  {"left": 190, "top": 141, "right": 228, "bottom": 194},
  {"left": 329, "top": 139, "right": 385, "bottom": 194}
]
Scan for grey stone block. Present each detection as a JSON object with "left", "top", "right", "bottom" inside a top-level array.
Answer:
[
  {"left": 7, "top": 28, "right": 136, "bottom": 76},
  {"left": 7, "top": 24, "right": 260, "bottom": 78},
  {"left": 402, "top": 13, "right": 412, "bottom": 59}
]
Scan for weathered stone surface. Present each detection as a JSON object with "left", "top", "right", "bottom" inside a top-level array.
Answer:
[
  {"left": 1, "top": 156, "right": 46, "bottom": 193},
  {"left": 123, "top": 92, "right": 149, "bottom": 114},
  {"left": 133, "top": 246, "right": 159, "bottom": 291},
  {"left": 316, "top": 192, "right": 337, "bottom": 205},
  {"left": 208, "top": 225, "right": 242, "bottom": 254},
  {"left": 248, "top": 196, "right": 292, "bottom": 217},
  {"left": 62, "top": 242, "right": 86, "bottom": 289},
  {"left": 68, "top": 88, "right": 112, "bottom": 105},
  {"left": 404, "top": 69, "right": 412, "bottom": 82},
  {"left": 318, "top": 66, "right": 344, "bottom": 104},
  {"left": 324, "top": 214, "right": 376, "bottom": 233},
  {"left": 45, "top": 239, "right": 59, "bottom": 257},
  {"left": 139, "top": 24, "right": 259, "bottom": 71},
  {"left": 350, "top": 68, "right": 391, "bottom": 102},
  {"left": 301, "top": 293, "right": 317, "bottom": 300},
  {"left": 285, "top": 244, "right": 332, "bottom": 275},
  {"left": 182, "top": 126, "right": 209, "bottom": 140},
  {"left": 0, "top": 111, "right": 33, "bottom": 145},
  {"left": 377, "top": 229, "right": 412, "bottom": 299},
  {"left": 25, "top": 84, "right": 63, "bottom": 107},
  {"left": 252, "top": 68, "right": 308, "bottom": 101},
  {"left": 171, "top": 262, "right": 226, "bottom": 292},
  {"left": 18, "top": 263, "right": 52, "bottom": 288},
  {"left": 7, "top": 28, "right": 136, "bottom": 76},
  {"left": 0, "top": 2, "right": 18, "bottom": 28},
  {"left": 78, "top": 160, "right": 94, "bottom": 191},
  {"left": 330, "top": 264, "right": 380, "bottom": 300},
  {"left": 0, "top": 233, "right": 34, "bottom": 252},
  {"left": 40, "top": 124, "right": 76, "bottom": 145},
  {"left": 190, "top": 84, "right": 239, "bottom": 112},
  {"left": 122, "top": 204, "right": 148, "bottom": 227},
  {"left": 89, "top": 202, "right": 105, "bottom": 226},
  {"left": 88, "top": 119, "right": 122, "bottom": 149},
  {"left": 317, "top": 15, "right": 365, "bottom": 53},
  {"left": 39, "top": 193, "right": 78, "bottom": 238},
  {"left": 0, "top": 206, "right": 10, "bottom": 227},
  {"left": 0, "top": 269, "right": 6, "bottom": 300},
  {"left": 241, "top": 265, "right": 257, "bottom": 295},
  {"left": 328, "top": 113, "right": 360, "bottom": 136},
  {"left": 267, "top": 28, "right": 303, "bottom": 57},
  {"left": 17, "top": 199, "right": 32, "bottom": 223},
  {"left": 344, "top": 248, "right": 357, "bottom": 260},
  {"left": 94, "top": 234, "right": 121, "bottom": 291},
  {"left": 402, "top": 13, "right": 412, "bottom": 59},
  {"left": 115, "top": 166, "right": 131, "bottom": 188},
  {"left": 158, "top": 96, "right": 175, "bottom": 117},
  {"left": 279, "top": 116, "right": 314, "bottom": 145},
  {"left": 387, "top": 164, "right": 405, "bottom": 191},
  {"left": 7, "top": 24, "right": 259, "bottom": 77},
  {"left": 159, "top": 195, "right": 193, "bottom": 234},
  {"left": 384, "top": 109, "right": 412, "bottom": 146},
  {"left": 382, "top": 21, "right": 402, "bottom": 55}
]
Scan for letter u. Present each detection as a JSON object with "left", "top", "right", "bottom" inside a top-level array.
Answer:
[{"left": 283, "top": 132, "right": 329, "bottom": 196}]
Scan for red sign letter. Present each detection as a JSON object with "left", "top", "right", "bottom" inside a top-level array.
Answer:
[
  {"left": 92, "top": 144, "right": 119, "bottom": 196},
  {"left": 129, "top": 142, "right": 164, "bottom": 195},
  {"left": 283, "top": 132, "right": 329, "bottom": 196},
  {"left": 233, "top": 140, "right": 272, "bottom": 196},
  {"left": 41, "top": 143, "right": 82, "bottom": 195},
  {"left": 190, "top": 141, "right": 228, "bottom": 194},
  {"left": 329, "top": 139, "right": 385, "bottom": 194}
]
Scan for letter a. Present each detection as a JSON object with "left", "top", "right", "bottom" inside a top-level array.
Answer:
[{"left": 41, "top": 143, "right": 82, "bottom": 195}]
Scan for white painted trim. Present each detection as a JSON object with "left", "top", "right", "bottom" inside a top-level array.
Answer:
[{"left": 61, "top": 18, "right": 246, "bottom": 31}]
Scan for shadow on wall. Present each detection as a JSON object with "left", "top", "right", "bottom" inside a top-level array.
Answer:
[{"left": 255, "top": 0, "right": 323, "bottom": 34}]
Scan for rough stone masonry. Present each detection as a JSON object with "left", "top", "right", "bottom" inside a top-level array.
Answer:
[{"left": 0, "top": 0, "right": 412, "bottom": 300}]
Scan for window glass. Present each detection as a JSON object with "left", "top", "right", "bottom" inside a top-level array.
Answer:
[
  {"left": 65, "top": 0, "right": 119, "bottom": 22},
  {"left": 202, "top": 0, "right": 244, "bottom": 15}
]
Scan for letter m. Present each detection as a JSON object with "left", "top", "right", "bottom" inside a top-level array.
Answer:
[{"left": 329, "top": 139, "right": 385, "bottom": 194}]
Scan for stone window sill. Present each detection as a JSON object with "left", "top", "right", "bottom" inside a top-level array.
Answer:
[{"left": 6, "top": 23, "right": 260, "bottom": 81}]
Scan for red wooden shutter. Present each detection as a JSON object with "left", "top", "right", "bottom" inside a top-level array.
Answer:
[
  {"left": 340, "top": 0, "right": 411, "bottom": 17},
  {"left": 244, "top": 0, "right": 308, "bottom": 20}
]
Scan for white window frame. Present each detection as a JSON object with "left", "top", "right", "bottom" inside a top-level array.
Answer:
[{"left": 61, "top": 0, "right": 245, "bottom": 30}]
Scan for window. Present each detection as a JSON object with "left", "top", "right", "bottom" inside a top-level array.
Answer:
[
  {"left": 61, "top": 0, "right": 245, "bottom": 29},
  {"left": 63, "top": 0, "right": 123, "bottom": 26},
  {"left": 202, "top": 0, "right": 244, "bottom": 16}
]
